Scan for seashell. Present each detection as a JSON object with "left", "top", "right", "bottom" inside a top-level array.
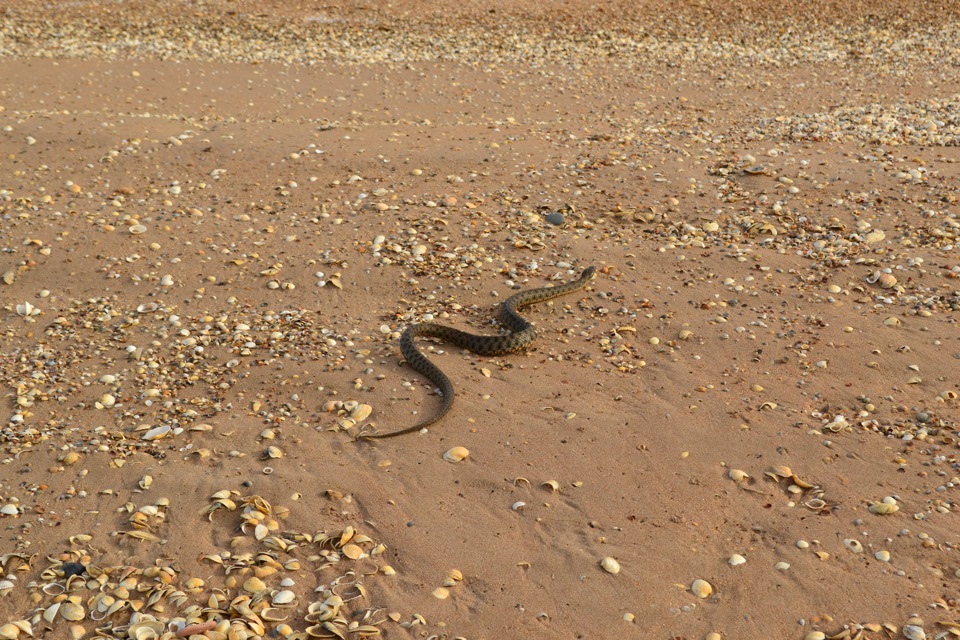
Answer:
[
  {"left": 903, "top": 624, "right": 926, "bottom": 640},
  {"left": 142, "top": 425, "right": 172, "bottom": 441},
  {"left": 432, "top": 587, "right": 450, "bottom": 599},
  {"left": 728, "top": 469, "right": 749, "bottom": 483},
  {"left": 875, "top": 550, "right": 891, "bottom": 562},
  {"left": 341, "top": 543, "right": 364, "bottom": 560},
  {"left": 0, "top": 624, "right": 19, "bottom": 640},
  {"left": 127, "top": 620, "right": 165, "bottom": 640},
  {"left": 743, "top": 164, "right": 768, "bottom": 175},
  {"left": 0, "top": 504, "right": 19, "bottom": 516},
  {"left": 774, "top": 561, "right": 790, "bottom": 571},
  {"left": 843, "top": 539, "right": 864, "bottom": 553},
  {"left": 242, "top": 577, "right": 267, "bottom": 593},
  {"left": 261, "top": 608, "right": 289, "bottom": 622},
  {"left": 864, "top": 230, "right": 886, "bottom": 243},
  {"left": 541, "top": 480, "right": 560, "bottom": 492},
  {"left": 600, "top": 557, "right": 620, "bottom": 575},
  {"left": 137, "top": 303, "right": 158, "bottom": 313},
  {"left": 0, "top": 580, "right": 14, "bottom": 596},
  {"left": 15, "top": 302, "right": 37, "bottom": 317},
  {"left": 883, "top": 316, "right": 902, "bottom": 327},
  {"left": 43, "top": 603, "right": 62, "bottom": 623},
  {"left": 349, "top": 404, "right": 372, "bottom": 423},
  {"left": 769, "top": 465, "right": 793, "bottom": 478},
  {"left": 869, "top": 501, "right": 899, "bottom": 515},
  {"left": 59, "top": 601, "right": 85, "bottom": 621},
  {"left": 691, "top": 579, "right": 713, "bottom": 598},
  {"left": 443, "top": 446, "right": 470, "bottom": 463},
  {"left": 272, "top": 590, "right": 296, "bottom": 606},
  {"left": 129, "top": 224, "right": 147, "bottom": 234},
  {"left": 728, "top": 554, "right": 746, "bottom": 566},
  {"left": 805, "top": 633, "right": 827, "bottom": 640}
]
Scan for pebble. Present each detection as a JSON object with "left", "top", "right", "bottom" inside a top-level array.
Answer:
[{"left": 545, "top": 212, "right": 565, "bottom": 225}]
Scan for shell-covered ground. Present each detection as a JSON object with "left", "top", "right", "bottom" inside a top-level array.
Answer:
[{"left": 1, "top": 1, "right": 959, "bottom": 639}]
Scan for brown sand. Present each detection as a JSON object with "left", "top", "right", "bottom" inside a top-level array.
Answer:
[{"left": 1, "top": 2, "right": 959, "bottom": 639}]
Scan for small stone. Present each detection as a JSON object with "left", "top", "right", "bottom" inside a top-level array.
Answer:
[{"left": 545, "top": 212, "right": 565, "bottom": 225}]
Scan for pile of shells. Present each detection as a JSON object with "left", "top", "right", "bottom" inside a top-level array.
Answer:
[{"left": 4, "top": 492, "right": 391, "bottom": 640}]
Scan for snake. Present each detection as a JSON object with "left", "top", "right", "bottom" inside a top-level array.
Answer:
[{"left": 361, "top": 266, "right": 596, "bottom": 439}]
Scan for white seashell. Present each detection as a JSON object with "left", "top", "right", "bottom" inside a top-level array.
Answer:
[
  {"left": 600, "top": 557, "right": 620, "bottom": 575},
  {"left": 443, "top": 446, "right": 470, "bottom": 463},
  {"left": 902, "top": 624, "right": 926, "bottom": 640},
  {"left": 272, "top": 590, "right": 296, "bottom": 605},
  {"left": 137, "top": 303, "right": 158, "bottom": 313},
  {"left": 15, "top": 302, "right": 36, "bottom": 317},
  {"left": 875, "top": 550, "right": 891, "bottom": 562},
  {"left": 0, "top": 504, "right": 19, "bottom": 516},
  {"left": 142, "top": 425, "right": 172, "bottom": 441},
  {"left": 511, "top": 501, "right": 526, "bottom": 511},
  {"left": 129, "top": 224, "right": 147, "bottom": 235},
  {"left": 691, "top": 579, "right": 713, "bottom": 598},
  {"left": 843, "top": 539, "right": 864, "bottom": 553},
  {"left": 728, "top": 554, "right": 746, "bottom": 566},
  {"left": 160, "top": 275, "right": 174, "bottom": 286},
  {"left": 774, "top": 561, "right": 790, "bottom": 571},
  {"left": 43, "top": 603, "right": 61, "bottom": 623}
]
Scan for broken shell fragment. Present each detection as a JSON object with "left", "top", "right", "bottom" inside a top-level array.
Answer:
[
  {"left": 443, "top": 446, "right": 470, "bottom": 462},
  {"left": 691, "top": 579, "right": 713, "bottom": 598},
  {"left": 843, "top": 539, "right": 864, "bottom": 553},
  {"left": 728, "top": 469, "right": 749, "bottom": 482},
  {"left": 600, "top": 557, "right": 620, "bottom": 575}
]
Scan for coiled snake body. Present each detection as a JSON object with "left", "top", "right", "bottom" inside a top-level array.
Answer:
[{"left": 362, "top": 267, "right": 596, "bottom": 439}]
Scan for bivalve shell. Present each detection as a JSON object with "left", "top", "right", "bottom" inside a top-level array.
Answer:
[
  {"left": 691, "top": 579, "right": 713, "bottom": 598},
  {"left": 127, "top": 620, "right": 164, "bottom": 640},
  {"left": 272, "top": 590, "right": 296, "bottom": 605},
  {"left": 443, "top": 446, "right": 470, "bottom": 463},
  {"left": 60, "top": 602, "right": 85, "bottom": 621},
  {"left": 869, "top": 501, "right": 899, "bottom": 515},
  {"left": 843, "top": 539, "right": 864, "bottom": 553},
  {"left": 142, "top": 425, "right": 172, "bottom": 441},
  {"left": 0, "top": 624, "right": 20, "bottom": 640},
  {"left": 903, "top": 624, "right": 926, "bottom": 640},
  {"left": 243, "top": 577, "right": 267, "bottom": 593},
  {"left": 728, "top": 554, "right": 746, "bottom": 566},
  {"left": 600, "top": 557, "right": 621, "bottom": 575}
]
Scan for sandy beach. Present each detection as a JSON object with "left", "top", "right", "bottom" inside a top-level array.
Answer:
[{"left": 1, "top": 2, "right": 959, "bottom": 639}]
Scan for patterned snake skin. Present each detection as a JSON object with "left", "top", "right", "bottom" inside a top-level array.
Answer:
[{"left": 361, "top": 267, "right": 596, "bottom": 439}]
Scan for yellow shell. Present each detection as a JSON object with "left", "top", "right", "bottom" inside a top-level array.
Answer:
[
  {"left": 443, "top": 446, "right": 470, "bottom": 463},
  {"left": 691, "top": 579, "right": 713, "bottom": 598}
]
